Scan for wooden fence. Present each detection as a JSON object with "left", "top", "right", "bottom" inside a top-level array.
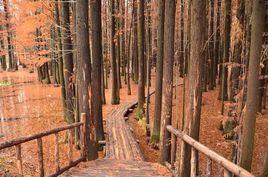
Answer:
[
  {"left": 0, "top": 113, "right": 87, "bottom": 177},
  {"left": 167, "top": 125, "right": 255, "bottom": 177}
]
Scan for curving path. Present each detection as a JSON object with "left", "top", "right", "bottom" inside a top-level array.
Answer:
[{"left": 62, "top": 95, "right": 171, "bottom": 177}]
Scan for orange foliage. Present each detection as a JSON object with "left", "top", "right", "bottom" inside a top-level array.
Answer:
[{"left": 1, "top": 0, "right": 54, "bottom": 66}]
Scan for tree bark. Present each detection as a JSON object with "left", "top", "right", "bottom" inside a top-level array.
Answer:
[
  {"left": 239, "top": 0, "right": 265, "bottom": 171},
  {"left": 90, "top": 0, "right": 105, "bottom": 142},
  {"left": 132, "top": 0, "right": 139, "bottom": 83},
  {"left": 150, "top": 0, "right": 165, "bottom": 146},
  {"left": 76, "top": 0, "right": 98, "bottom": 160},
  {"left": 220, "top": 0, "right": 231, "bottom": 115},
  {"left": 110, "top": 0, "right": 120, "bottom": 105},
  {"left": 3, "top": 0, "right": 16, "bottom": 70},
  {"left": 54, "top": 0, "right": 67, "bottom": 121},
  {"left": 159, "top": 0, "right": 175, "bottom": 165},
  {"left": 261, "top": 151, "right": 268, "bottom": 177},
  {"left": 137, "top": 0, "right": 145, "bottom": 113},
  {"left": 61, "top": 0, "right": 75, "bottom": 124},
  {"left": 179, "top": 0, "right": 205, "bottom": 176}
]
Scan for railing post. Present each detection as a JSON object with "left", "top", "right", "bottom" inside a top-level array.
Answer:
[
  {"left": 224, "top": 168, "right": 232, "bottom": 177},
  {"left": 37, "top": 138, "right": 44, "bottom": 177},
  {"left": 191, "top": 147, "right": 197, "bottom": 177},
  {"left": 54, "top": 133, "right": 60, "bottom": 172},
  {"left": 15, "top": 144, "right": 23, "bottom": 175},
  {"left": 80, "top": 113, "right": 87, "bottom": 159},
  {"left": 68, "top": 129, "right": 74, "bottom": 164},
  {"left": 206, "top": 158, "right": 212, "bottom": 177}
]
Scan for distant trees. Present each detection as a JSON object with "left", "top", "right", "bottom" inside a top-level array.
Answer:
[
  {"left": 1, "top": 0, "right": 267, "bottom": 174},
  {"left": 1, "top": 0, "right": 16, "bottom": 71}
]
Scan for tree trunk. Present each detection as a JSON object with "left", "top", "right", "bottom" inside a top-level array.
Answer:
[
  {"left": 90, "top": 0, "right": 105, "bottom": 142},
  {"left": 213, "top": 0, "right": 221, "bottom": 88},
  {"left": 54, "top": 0, "right": 67, "bottom": 121},
  {"left": 208, "top": 0, "right": 214, "bottom": 90},
  {"left": 61, "top": 0, "right": 75, "bottom": 124},
  {"left": 3, "top": 0, "right": 16, "bottom": 70},
  {"left": 220, "top": 0, "right": 231, "bottom": 115},
  {"left": 239, "top": 0, "right": 265, "bottom": 171},
  {"left": 179, "top": 0, "right": 184, "bottom": 77},
  {"left": 137, "top": 0, "right": 145, "bottom": 113},
  {"left": 145, "top": 0, "right": 151, "bottom": 137},
  {"left": 116, "top": 0, "right": 122, "bottom": 89},
  {"left": 150, "top": 0, "right": 165, "bottom": 146},
  {"left": 159, "top": 0, "right": 175, "bottom": 165},
  {"left": 179, "top": 0, "right": 205, "bottom": 176},
  {"left": 132, "top": 0, "right": 139, "bottom": 83},
  {"left": 0, "top": 31, "right": 7, "bottom": 71},
  {"left": 120, "top": 0, "right": 127, "bottom": 85},
  {"left": 261, "top": 151, "right": 268, "bottom": 177},
  {"left": 76, "top": 0, "right": 98, "bottom": 160},
  {"left": 43, "top": 63, "right": 51, "bottom": 84},
  {"left": 110, "top": 0, "right": 120, "bottom": 105}
]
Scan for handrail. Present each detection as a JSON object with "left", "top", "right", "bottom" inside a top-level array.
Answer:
[
  {"left": 0, "top": 113, "right": 87, "bottom": 177},
  {"left": 0, "top": 122, "right": 83, "bottom": 149},
  {"left": 166, "top": 125, "right": 254, "bottom": 177}
]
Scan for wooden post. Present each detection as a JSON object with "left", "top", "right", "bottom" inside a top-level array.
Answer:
[
  {"left": 206, "top": 158, "right": 212, "bottom": 177},
  {"left": 54, "top": 133, "right": 60, "bottom": 172},
  {"left": 224, "top": 169, "right": 232, "bottom": 177},
  {"left": 37, "top": 138, "right": 44, "bottom": 177},
  {"left": 218, "top": 165, "right": 224, "bottom": 177},
  {"left": 80, "top": 113, "right": 86, "bottom": 159},
  {"left": 191, "top": 147, "right": 197, "bottom": 177},
  {"left": 68, "top": 129, "right": 74, "bottom": 164},
  {"left": 15, "top": 144, "right": 23, "bottom": 175}
]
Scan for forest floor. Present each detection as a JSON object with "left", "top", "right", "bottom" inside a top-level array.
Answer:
[
  {"left": 0, "top": 69, "right": 267, "bottom": 176},
  {"left": 128, "top": 81, "right": 268, "bottom": 177}
]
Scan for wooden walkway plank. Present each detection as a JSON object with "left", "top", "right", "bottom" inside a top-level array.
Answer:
[
  {"left": 61, "top": 159, "right": 172, "bottom": 177},
  {"left": 104, "top": 101, "right": 144, "bottom": 161}
]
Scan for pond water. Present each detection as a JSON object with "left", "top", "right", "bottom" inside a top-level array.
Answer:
[{"left": 0, "top": 69, "right": 65, "bottom": 142}]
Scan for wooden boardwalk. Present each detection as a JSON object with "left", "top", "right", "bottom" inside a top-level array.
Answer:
[
  {"left": 105, "top": 102, "right": 144, "bottom": 161},
  {"left": 62, "top": 100, "right": 171, "bottom": 177},
  {"left": 62, "top": 159, "right": 171, "bottom": 177}
]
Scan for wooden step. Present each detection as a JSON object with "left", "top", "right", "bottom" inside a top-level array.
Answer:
[{"left": 61, "top": 159, "right": 172, "bottom": 177}]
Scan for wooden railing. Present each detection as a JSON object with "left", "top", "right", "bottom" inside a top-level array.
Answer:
[
  {"left": 166, "top": 125, "right": 255, "bottom": 177},
  {"left": 0, "top": 113, "right": 87, "bottom": 177}
]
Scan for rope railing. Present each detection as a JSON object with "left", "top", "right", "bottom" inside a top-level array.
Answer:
[
  {"left": 0, "top": 113, "right": 87, "bottom": 177},
  {"left": 166, "top": 125, "right": 255, "bottom": 177}
]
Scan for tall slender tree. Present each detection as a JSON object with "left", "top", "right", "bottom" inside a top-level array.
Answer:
[
  {"left": 220, "top": 0, "right": 231, "bottom": 115},
  {"left": 239, "top": 0, "right": 265, "bottom": 171},
  {"left": 132, "top": 0, "right": 139, "bottom": 83},
  {"left": 90, "top": 0, "right": 105, "bottom": 142},
  {"left": 54, "top": 0, "right": 67, "bottom": 121},
  {"left": 61, "top": 0, "right": 75, "bottom": 124},
  {"left": 137, "top": 0, "right": 145, "bottom": 113},
  {"left": 159, "top": 0, "right": 175, "bottom": 165},
  {"left": 150, "top": 0, "right": 165, "bottom": 147},
  {"left": 76, "top": 0, "right": 98, "bottom": 160},
  {"left": 179, "top": 0, "right": 205, "bottom": 176},
  {"left": 110, "top": 0, "right": 120, "bottom": 104}
]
